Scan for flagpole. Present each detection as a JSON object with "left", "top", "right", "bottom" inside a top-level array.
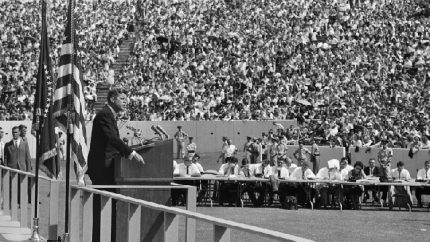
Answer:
[
  {"left": 63, "top": 0, "right": 75, "bottom": 240},
  {"left": 29, "top": 109, "right": 41, "bottom": 242},
  {"left": 29, "top": 0, "right": 46, "bottom": 240}
]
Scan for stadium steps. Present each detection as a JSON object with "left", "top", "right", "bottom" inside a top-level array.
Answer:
[
  {"left": 94, "top": 36, "right": 135, "bottom": 111},
  {"left": 111, "top": 38, "right": 135, "bottom": 79},
  {"left": 93, "top": 83, "right": 111, "bottom": 111}
]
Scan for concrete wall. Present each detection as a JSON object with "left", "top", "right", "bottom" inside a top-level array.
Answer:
[
  {"left": 5, "top": 120, "right": 427, "bottom": 177},
  {"left": 349, "top": 147, "right": 430, "bottom": 177},
  {"left": 0, "top": 120, "right": 297, "bottom": 159}
]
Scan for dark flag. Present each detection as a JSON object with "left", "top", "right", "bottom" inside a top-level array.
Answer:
[
  {"left": 32, "top": 0, "right": 58, "bottom": 178},
  {"left": 53, "top": 0, "right": 88, "bottom": 178}
]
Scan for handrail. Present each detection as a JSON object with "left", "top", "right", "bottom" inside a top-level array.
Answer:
[
  {"left": 72, "top": 185, "right": 314, "bottom": 242},
  {"left": 0, "top": 165, "right": 59, "bottom": 240},
  {"left": 0, "top": 165, "right": 53, "bottom": 181}
]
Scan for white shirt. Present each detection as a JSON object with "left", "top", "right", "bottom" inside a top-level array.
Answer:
[
  {"left": 263, "top": 165, "right": 276, "bottom": 178},
  {"left": 176, "top": 163, "right": 201, "bottom": 177},
  {"left": 286, "top": 164, "right": 298, "bottom": 175},
  {"left": 0, "top": 140, "right": 4, "bottom": 161},
  {"left": 416, "top": 168, "right": 430, "bottom": 180},
  {"left": 225, "top": 144, "right": 237, "bottom": 158},
  {"left": 13, "top": 138, "right": 20, "bottom": 148},
  {"left": 275, "top": 166, "right": 290, "bottom": 179},
  {"left": 173, "top": 160, "right": 179, "bottom": 176},
  {"left": 339, "top": 165, "right": 354, "bottom": 180},
  {"left": 218, "top": 163, "right": 240, "bottom": 176},
  {"left": 316, "top": 167, "right": 342, "bottom": 181},
  {"left": 248, "top": 163, "right": 264, "bottom": 176},
  {"left": 290, "top": 167, "right": 316, "bottom": 180},
  {"left": 194, "top": 162, "right": 204, "bottom": 173},
  {"left": 390, "top": 168, "right": 411, "bottom": 181}
]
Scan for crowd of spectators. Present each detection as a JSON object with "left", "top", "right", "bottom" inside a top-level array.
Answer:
[
  {"left": 0, "top": 0, "right": 135, "bottom": 120},
  {"left": 114, "top": 0, "right": 430, "bottom": 149},
  {"left": 2, "top": 0, "right": 430, "bottom": 150}
]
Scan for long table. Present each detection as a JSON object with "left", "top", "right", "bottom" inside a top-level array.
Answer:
[{"left": 173, "top": 175, "right": 430, "bottom": 210}]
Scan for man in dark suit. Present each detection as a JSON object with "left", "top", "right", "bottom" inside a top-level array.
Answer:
[
  {"left": 363, "top": 158, "right": 381, "bottom": 203},
  {"left": 4, "top": 126, "right": 32, "bottom": 171},
  {"left": 87, "top": 88, "right": 144, "bottom": 242}
]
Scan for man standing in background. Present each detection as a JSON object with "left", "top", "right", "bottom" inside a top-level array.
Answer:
[
  {"left": 174, "top": 125, "right": 188, "bottom": 159},
  {"left": 19, "top": 124, "right": 28, "bottom": 142},
  {"left": 4, "top": 126, "right": 32, "bottom": 171}
]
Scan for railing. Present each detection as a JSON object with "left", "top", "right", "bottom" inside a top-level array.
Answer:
[
  {"left": 70, "top": 185, "right": 314, "bottom": 242},
  {"left": 0, "top": 165, "right": 59, "bottom": 240}
]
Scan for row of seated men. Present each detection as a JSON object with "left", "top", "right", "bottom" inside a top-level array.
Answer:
[{"left": 173, "top": 155, "right": 430, "bottom": 209}]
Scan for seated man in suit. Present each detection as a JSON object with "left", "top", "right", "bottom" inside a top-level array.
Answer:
[
  {"left": 242, "top": 159, "right": 270, "bottom": 207},
  {"left": 288, "top": 161, "right": 316, "bottom": 207},
  {"left": 172, "top": 156, "right": 201, "bottom": 205},
  {"left": 339, "top": 157, "right": 353, "bottom": 181},
  {"left": 363, "top": 158, "right": 382, "bottom": 203},
  {"left": 176, "top": 155, "right": 201, "bottom": 177},
  {"left": 388, "top": 161, "right": 413, "bottom": 210},
  {"left": 315, "top": 159, "right": 343, "bottom": 208},
  {"left": 218, "top": 157, "right": 242, "bottom": 206},
  {"left": 415, "top": 160, "right": 430, "bottom": 208}
]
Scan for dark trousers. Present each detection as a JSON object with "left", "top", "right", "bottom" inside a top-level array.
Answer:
[
  {"left": 279, "top": 183, "right": 315, "bottom": 207},
  {"left": 243, "top": 182, "right": 266, "bottom": 207},
  {"left": 91, "top": 163, "right": 116, "bottom": 242},
  {"left": 415, "top": 187, "right": 430, "bottom": 205},
  {"left": 343, "top": 186, "right": 363, "bottom": 209},
  {"left": 364, "top": 185, "right": 379, "bottom": 202},
  {"left": 92, "top": 187, "right": 116, "bottom": 242}
]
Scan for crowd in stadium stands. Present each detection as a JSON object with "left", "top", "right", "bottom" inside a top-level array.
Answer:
[
  {"left": 2, "top": 0, "right": 430, "bottom": 149},
  {"left": 0, "top": 0, "right": 135, "bottom": 120}
]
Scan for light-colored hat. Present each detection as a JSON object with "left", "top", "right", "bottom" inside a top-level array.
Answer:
[{"left": 327, "top": 159, "right": 340, "bottom": 170}]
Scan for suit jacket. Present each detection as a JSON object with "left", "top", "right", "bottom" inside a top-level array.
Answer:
[
  {"left": 87, "top": 105, "right": 132, "bottom": 185},
  {"left": 364, "top": 166, "right": 381, "bottom": 177},
  {"left": 4, "top": 138, "right": 32, "bottom": 171}
]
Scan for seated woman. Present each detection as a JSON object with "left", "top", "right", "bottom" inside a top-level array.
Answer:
[{"left": 343, "top": 161, "right": 367, "bottom": 210}]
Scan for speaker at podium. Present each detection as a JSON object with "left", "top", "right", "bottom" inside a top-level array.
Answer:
[{"left": 115, "top": 139, "right": 174, "bottom": 242}]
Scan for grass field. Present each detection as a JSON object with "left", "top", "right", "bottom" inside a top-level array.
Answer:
[{"left": 31, "top": 152, "right": 430, "bottom": 241}]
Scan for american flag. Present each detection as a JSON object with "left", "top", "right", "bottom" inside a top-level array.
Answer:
[{"left": 53, "top": 0, "right": 88, "bottom": 170}]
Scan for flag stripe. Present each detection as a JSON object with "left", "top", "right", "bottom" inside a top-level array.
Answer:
[{"left": 53, "top": 0, "right": 88, "bottom": 171}]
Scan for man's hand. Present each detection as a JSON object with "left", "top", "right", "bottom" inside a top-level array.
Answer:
[{"left": 133, "top": 152, "right": 145, "bottom": 165}]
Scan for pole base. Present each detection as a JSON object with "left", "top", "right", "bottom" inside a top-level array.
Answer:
[
  {"left": 28, "top": 218, "right": 41, "bottom": 241},
  {"left": 62, "top": 233, "right": 69, "bottom": 242}
]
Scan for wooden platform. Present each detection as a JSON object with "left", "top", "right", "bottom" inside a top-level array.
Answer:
[{"left": 0, "top": 210, "right": 32, "bottom": 242}]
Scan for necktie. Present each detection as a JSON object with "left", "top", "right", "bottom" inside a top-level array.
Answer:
[
  {"left": 398, "top": 171, "right": 401, "bottom": 180},
  {"left": 302, "top": 169, "right": 305, "bottom": 179},
  {"left": 278, "top": 169, "right": 281, "bottom": 178},
  {"left": 186, "top": 166, "right": 189, "bottom": 175},
  {"left": 15, "top": 140, "right": 18, "bottom": 148},
  {"left": 370, "top": 168, "right": 373, "bottom": 176},
  {"left": 426, "top": 170, "right": 428, "bottom": 179}
]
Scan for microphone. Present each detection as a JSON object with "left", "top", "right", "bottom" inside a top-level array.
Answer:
[
  {"left": 151, "top": 125, "right": 163, "bottom": 138},
  {"left": 156, "top": 125, "right": 169, "bottom": 139}
]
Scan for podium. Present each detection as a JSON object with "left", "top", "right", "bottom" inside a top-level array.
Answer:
[
  {"left": 114, "top": 139, "right": 173, "bottom": 242},
  {"left": 114, "top": 139, "right": 173, "bottom": 185}
]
